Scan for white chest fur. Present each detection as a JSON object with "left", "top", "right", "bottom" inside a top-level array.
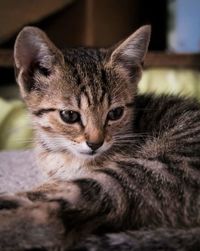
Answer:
[{"left": 37, "top": 150, "right": 91, "bottom": 181}]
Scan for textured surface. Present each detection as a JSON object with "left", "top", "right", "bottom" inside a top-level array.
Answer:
[{"left": 0, "top": 150, "right": 46, "bottom": 194}]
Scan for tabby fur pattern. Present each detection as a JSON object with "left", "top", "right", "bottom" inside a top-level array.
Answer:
[{"left": 0, "top": 25, "right": 199, "bottom": 251}]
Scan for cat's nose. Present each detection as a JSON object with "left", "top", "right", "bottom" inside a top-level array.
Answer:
[{"left": 86, "top": 141, "right": 103, "bottom": 151}]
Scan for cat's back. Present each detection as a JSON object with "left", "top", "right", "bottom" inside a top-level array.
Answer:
[
  {"left": 120, "top": 94, "right": 200, "bottom": 228},
  {"left": 132, "top": 94, "right": 200, "bottom": 185},
  {"left": 134, "top": 94, "right": 200, "bottom": 136}
]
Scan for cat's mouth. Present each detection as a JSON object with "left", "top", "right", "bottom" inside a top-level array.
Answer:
[
  {"left": 88, "top": 150, "right": 97, "bottom": 156},
  {"left": 79, "top": 150, "right": 98, "bottom": 156},
  {"left": 77, "top": 142, "right": 111, "bottom": 158},
  {"left": 73, "top": 142, "right": 111, "bottom": 158}
]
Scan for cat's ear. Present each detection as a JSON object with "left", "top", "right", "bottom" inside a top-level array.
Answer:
[
  {"left": 14, "top": 26, "right": 64, "bottom": 96},
  {"left": 110, "top": 25, "right": 151, "bottom": 78}
]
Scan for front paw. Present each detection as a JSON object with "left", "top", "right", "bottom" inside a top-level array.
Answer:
[
  {"left": 0, "top": 194, "right": 32, "bottom": 210},
  {"left": 26, "top": 181, "right": 78, "bottom": 206}
]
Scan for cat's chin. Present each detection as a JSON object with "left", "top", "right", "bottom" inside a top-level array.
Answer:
[{"left": 75, "top": 150, "right": 100, "bottom": 159}]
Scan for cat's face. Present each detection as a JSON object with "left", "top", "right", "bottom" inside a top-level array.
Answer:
[{"left": 14, "top": 26, "right": 150, "bottom": 160}]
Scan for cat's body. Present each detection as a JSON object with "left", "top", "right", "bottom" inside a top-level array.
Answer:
[{"left": 0, "top": 26, "right": 199, "bottom": 251}]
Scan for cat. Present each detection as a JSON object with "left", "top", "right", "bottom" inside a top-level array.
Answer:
[{"left": 0, "top": 25, "right": 199, "bottom": 251}]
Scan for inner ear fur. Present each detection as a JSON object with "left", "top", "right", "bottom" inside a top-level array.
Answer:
[
  {"left": 14, "top": 26, "right": 64, "bottom": 95},
  {"left": 109, "top": 25, "right": 151, "bottom": 79}
]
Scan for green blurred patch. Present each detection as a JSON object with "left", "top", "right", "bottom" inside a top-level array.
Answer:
[
  {"left": 139, "top": 68, "right": 200, "bottom": 98},
  {"left": 0, "top": 98, "right": 33, "bottom": 150}
]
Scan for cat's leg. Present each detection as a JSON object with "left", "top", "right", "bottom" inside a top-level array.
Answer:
[
  {"left": 0, "top": 181, "right": 81, "bottom": 210},
  {"left": 69, "top": 228, "right": 200, "bottom": 251},
  {"left": 0, "top": 176, "right": 122, "bottom": 250},
  {"left": 0, "top": 194, "right": 33, "bottom": 210}
]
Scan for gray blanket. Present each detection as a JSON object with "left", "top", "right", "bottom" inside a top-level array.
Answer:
[{"left": 0, "top": 150, "right": 46, "bottom": 194}]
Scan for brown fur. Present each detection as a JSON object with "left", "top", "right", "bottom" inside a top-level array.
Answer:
[{"left": 0, "top": 26, "right": 199, "bottom": 251}]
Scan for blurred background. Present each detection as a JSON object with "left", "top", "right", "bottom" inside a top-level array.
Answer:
[{"left": 1, "top": 0, "right": 200, "bottom": 150}]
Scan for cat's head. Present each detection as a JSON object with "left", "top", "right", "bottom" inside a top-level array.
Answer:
[{"left": 14, "top": 25, "right": 151, "bottom": 160}]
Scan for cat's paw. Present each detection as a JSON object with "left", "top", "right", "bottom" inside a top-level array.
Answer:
[
  {"left": 0, "top": 194, "right": 32, "bottom": 210},
  {"left": 26, "top": 181, "right": 79, "bottom": 207},
  {"left": 26, "top": 189, "right": 71, "bottom": 210}
]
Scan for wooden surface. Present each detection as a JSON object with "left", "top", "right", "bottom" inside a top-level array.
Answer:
[
  {"left": 0, "top": 0, "right": 75, "bottom": 44},
  {"left": 0, "top": 49, "right": 13, "bottom": 67},
  {"left": 145, "top": 52, "right": 200, "bottom": 69},
  {"left": 1, "top": 49, "right": 200, "bottom": 69}
]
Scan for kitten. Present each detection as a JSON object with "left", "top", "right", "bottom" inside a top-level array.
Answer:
[{"left": 0, "top": 25, "right": 199, "bottom": 251}]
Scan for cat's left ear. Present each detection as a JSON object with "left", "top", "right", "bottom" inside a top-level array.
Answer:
[
  {"left": 110, "top": 25, "right": 151, "bottom": 74},
  {"left": 14, "top": 26, "right": 65, "bottom": 97}
]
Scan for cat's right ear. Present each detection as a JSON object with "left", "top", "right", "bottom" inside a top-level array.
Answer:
[
  {"left": 14, "top": 26, "right": 64, "bottom": 97},
  {"left": 109, "top": 25, "right": 151, "bottom": 80}
]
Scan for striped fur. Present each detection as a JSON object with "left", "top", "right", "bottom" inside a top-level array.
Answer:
[{"left": 0, "top": 26, "right": 199, "bottom": 251}]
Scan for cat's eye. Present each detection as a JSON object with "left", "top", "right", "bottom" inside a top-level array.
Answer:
[
  {"left": 60, "top": 110, "right": 80, "bottom": 124},
  {"left": 107, "top": 107, "right": 124, "bottom": 121}
]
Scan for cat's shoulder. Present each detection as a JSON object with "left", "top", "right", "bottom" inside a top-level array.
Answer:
[
  {"left": 135, "top": 94, "right": 200, "bottom": 111},
  {"left": 133, "top": 94, "right": 200, "bottom": 132}
]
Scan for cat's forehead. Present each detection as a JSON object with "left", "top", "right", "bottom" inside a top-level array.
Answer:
[
  {"left": 64, "top": 47, "right": 106, "bottom": 70},
  {"left": 63, "top": 48, "right": 107, "bottom": 81},
  {"left": 62, "top": 48, "right": 110, "bottom": 100},
  {"left": 53, "top": 48, "right": 134, "bottom": 108}
]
